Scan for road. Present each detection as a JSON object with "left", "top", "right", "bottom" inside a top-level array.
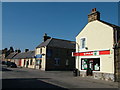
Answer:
[{"left": 1, "top": 65, "right": 119, "bottom": 89}]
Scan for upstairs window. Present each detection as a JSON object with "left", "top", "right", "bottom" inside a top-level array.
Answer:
[
  {"left": 54, "top": 58, "right": 60, "bottom": 66},
  {"left": 40, "top": 48, "right": 42, "bottom": 54},
  {"left": 80, "top": 38, "right": 86, "bottom": 49}
]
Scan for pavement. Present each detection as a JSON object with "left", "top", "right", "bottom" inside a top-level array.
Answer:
[{"left": 1, "top": 65, "right": 119, "bottom": 89}]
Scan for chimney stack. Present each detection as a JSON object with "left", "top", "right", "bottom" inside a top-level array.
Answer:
[
  {"left": 43, "top": 33, "right": 51, "bottom": 42},
  {"left": 15, "top": 49, "right": 21, "bottom": 53},
  {"left": 25, "top": 49, "right": 29, "bottom": 52},
  {"left": 88, "top": 8, "right": 100, "bottom": 22}
]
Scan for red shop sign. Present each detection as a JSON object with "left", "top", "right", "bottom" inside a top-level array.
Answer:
[{"left": 72, "top": 50, "right": 110, "bottom": 56}]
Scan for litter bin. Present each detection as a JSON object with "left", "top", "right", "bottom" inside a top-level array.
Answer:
[{"left": 73, "top": 68, "right": 78, "bottom": 76}]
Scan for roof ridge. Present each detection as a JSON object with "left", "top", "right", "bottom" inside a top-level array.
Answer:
[
  {"left": 36, "top": 38, "right": 52, "bottom": 48},
  {"left": 52, "top": 38, "right": 75, "bottom": 42},
  {"left": 99, "top": 20, "right": 120, "bottom": 28}
]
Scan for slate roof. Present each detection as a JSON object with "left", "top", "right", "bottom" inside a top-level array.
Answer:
[
  {"left": 13, "top": 51, "right": 35, "bottom": 59},
  {"left": 36, "top": 38, "right": 52, "bottom": 48},
  {"left": 5, "top": 52, "right": 18, "bottom": 59},
  {"left": 36, "top": 38, "right": 75, "bottom": 49},
  {"left": 99, "top": 20, "right": 120, "bottom": 29}
]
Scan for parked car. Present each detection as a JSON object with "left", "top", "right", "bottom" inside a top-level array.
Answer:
[
  {"left": 10, "top": 62, "right": 17, "bottom": 68},
  {"left": 2, "top": 61, "right": 7, "bottom": 65},
  {"left": 6, "top": 61, "right": 17, "bottom": 68},
  {"left": 6, "top": 61, "right": 11, "bottom": 67}
]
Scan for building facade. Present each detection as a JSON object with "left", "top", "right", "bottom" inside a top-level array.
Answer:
[
  {"left": 35, "top": 34, "right": 75, "bottom": 71},
  {"left": 13, "top": 50, "right": 35, "bottom": 68},
  {"left": 73, "top": 8, "right": 120, "bottom": 82}
]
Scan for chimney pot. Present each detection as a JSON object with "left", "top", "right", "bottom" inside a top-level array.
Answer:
[
  {"left": 43, "top": 33, "right": 51, "bottom": 42},
  {"left": 88, "top": 8, "right": 100, "bottom": 22},
  {"left": 92, "top": 8, "right": 96, "bottom": 13},
  {"left": 25, "top": 49, "right": 29, "bottom": 52}
]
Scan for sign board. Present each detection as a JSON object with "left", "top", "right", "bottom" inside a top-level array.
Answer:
[
  {"left": 72, "top": 50, "right": 110, "bottom": 56},
  {"left": 35, "top": 54, "right": 42, "bottom": 59}
]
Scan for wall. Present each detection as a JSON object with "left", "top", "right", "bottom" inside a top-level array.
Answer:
[{"left": 46, "top": 47, "right": 75, "bottom": 71}]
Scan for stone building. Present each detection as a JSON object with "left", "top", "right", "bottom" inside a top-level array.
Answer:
[
  {"left": 35, "top": 34, "right": 75, "bottom": 71},
  {"left": 73, "top": 8, "right": 120, "bottom": 82}
]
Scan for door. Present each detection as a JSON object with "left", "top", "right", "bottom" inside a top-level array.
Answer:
[
  {"left": 19, "top": 60, "right": 21, "bottom": 66},
  {"left": 86, "top": 59, "right": 93, "bottom": 76}
]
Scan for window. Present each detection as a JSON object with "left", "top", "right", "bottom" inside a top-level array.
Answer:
[
  {"left": 40, "top": 48, "right": 42, "bottom": 54},
  {"left": 80, "top": 38, "right": 86, "bottom": 49},
  {"left": 30, "top": 59, "right": 33, "bottom": 65},
  {"left": 81, "top": 58, "right": 100, "bottom": 71},
  {"left": 47, "top": 49, "right": 52, "bottom": 57},
  {"left": 36, "top": 60, "right": 40, "bottom": 65},
  {"left": 54, "top": 58, "right": 60, "bottom": 66}
]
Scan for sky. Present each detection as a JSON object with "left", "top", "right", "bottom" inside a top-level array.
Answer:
[{"left": 2, "top": 2, "right": 119, "bottom": 51}]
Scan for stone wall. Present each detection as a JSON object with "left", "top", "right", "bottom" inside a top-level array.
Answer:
[
  {"left": 93, "top": 72, "right": 114, "bottom": 81},
  {"left": 80, "top": 71, "right": 114, "bottom": 82}
]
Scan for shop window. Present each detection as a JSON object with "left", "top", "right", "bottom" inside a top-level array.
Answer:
[
  {"left": 81, "top": 58, "right": 100, "bottom": 71},
  {"left": 36, "top": 60, "right": 42, "bottom": 66},
  {"left": 93, "top": 59, "right": 100, "bottom": 71},
  {"left": 36, "top": 60, "right": 39, "bottom": 65},
  {"left": 81, "top": 59, "right": 88, "bottom": 70}
]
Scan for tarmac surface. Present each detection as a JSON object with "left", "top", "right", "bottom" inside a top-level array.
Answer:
[{"left": 1, "top": 65, "right": 119, "bottom": 89}]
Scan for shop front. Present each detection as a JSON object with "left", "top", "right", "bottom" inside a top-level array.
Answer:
[
  {"left": 73, "top": 49, "right": 115, "bottom": 81},
  {"left": 81, "top": 58, "right": 100, "bottom": 76},
  {"left": 35, "top": 54, "right": 42, "bottom": 69}
]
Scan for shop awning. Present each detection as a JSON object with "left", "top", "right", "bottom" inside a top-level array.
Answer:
[{"left": 35, "top": 54, "right": 42, "bottom": 58}]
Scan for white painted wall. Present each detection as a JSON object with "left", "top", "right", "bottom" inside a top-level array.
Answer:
[
  {"left": 76, "top": 20, "right": 114, "bottom": 74},
  {"left": 35, "top": 47, "right": 46, "bottom": 70}
]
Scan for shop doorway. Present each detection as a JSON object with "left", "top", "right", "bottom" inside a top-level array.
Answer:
[
  {"left": 81, "top": 58, "right": 100, "bottom": 76},
  {"left": 35, "top": 59, "right": 42, "bottom": 69}
]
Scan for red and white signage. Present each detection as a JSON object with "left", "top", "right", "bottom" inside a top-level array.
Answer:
[{"left": 72, "top": 50, "right": 110, "bottom": 56}]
